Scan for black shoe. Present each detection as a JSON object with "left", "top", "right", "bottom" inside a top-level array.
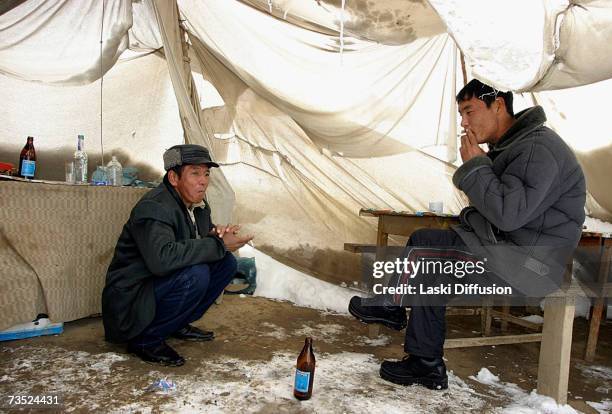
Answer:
[
  {"left": 348, "top": 296, "right": 407, "bottom": 331},
  {"left": 171, "top": 325, "right": 214, "bottom": 342},
  {"left": 380, "top": 355, "right": 448, "bottom": 390},
  {"left": 127, "top": 342, "right": 185, "bottom": 366}
]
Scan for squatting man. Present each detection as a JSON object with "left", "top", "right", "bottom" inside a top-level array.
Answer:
[
  {"left": 349, "top": 79, "right": 586, "bottom": 390},
  {"left": 102, "top": 144, "right": 253, "bottom": 366}
]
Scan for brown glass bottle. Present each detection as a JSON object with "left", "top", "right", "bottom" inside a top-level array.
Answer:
[
  {"left": 18, "top": 136, "right": 36, "bottom": 179},
  {"left": 293, "top": 337, "right": 315, "bottom": 400}
]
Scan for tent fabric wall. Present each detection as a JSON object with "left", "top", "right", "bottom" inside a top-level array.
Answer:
[
  {"left": 1, "top": 0, "right": 612, "bottom": 322},
  {"left": 150, "top": 0, "right": 235, "bottom": 225},
  {"left": 0, "top": 0, "right": 132, "bottom": 85},
  {"left": 429, "top": 0, "right": 612, "bottom": 92},
  {"left": 188, "top": 34, "right": 465, "bottom": 283},
  {"left": 180, "top": 0, "right": 460, "bottom": 159},
  {"left": 0, "top": 51, "right": 182, "bottom": 181},
  {"left": 236, "top": 0, "right": 447, "bottom": 45}
]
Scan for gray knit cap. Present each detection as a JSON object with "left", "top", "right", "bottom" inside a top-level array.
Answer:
[{"left": 163, "top": 144, "right": 219, "bottom": 171}]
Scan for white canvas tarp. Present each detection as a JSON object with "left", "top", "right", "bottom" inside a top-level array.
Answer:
[{"left": 1, "top": 0, "right": 611, "bottom": 289}]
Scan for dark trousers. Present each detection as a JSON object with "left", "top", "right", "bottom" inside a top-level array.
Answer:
[
  {"left": 402, "top": 228, "right": 471, "bottom": 359},
  {"left": 131, "top": 253, "right": 237, "bottom": 347}
]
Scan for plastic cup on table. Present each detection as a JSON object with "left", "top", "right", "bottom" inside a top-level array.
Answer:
[
  {"left": 428, "top": 201, "right": 443, "bottom": 214},
  {"left": 65, "top": 161, "right": 75, "bottom": 184}
]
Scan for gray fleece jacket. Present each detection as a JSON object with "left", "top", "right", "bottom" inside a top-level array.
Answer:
[{"left": 452, "top": 106, "right": 585, "bottom": 294}]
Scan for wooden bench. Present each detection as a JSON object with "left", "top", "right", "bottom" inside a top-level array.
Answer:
[{"left": 345, "top": 208, "right": 611, "bottom": 404}]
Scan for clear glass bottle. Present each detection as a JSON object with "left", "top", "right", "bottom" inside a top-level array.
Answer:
[
  {"left": 106, "top": 156, "right": 123, "bottom": 187},
  {"left": 73, "top": 134, "right": 88, "bottom": 184}
]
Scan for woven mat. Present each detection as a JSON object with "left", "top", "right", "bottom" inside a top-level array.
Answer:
[{"left": 0, "top": 180, "right": 147, "bottom": 330}]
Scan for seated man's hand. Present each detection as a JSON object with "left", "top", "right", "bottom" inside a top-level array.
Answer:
[
  {"left": 212, "top": 224, "right": 241, "bottom": 238},
  {"left": 221, "top": 231, "right": 254, "bottom": 252}
]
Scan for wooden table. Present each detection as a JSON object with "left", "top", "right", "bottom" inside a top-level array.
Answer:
[{"left": 353, "top": 208, "right": 611, "bottom": 404}]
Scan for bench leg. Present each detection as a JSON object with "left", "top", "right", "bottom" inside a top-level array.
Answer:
[
  {"left": 500, "top": 300, "right": 510, "bottom": 333},
  {"left": 585, "top": 240, "right": 611, "bottom": 361},
  {"left": 585, "top": 299, "right": 604, "bottom": 361},
  {"left": 481, "top": 298, "right": 493, "bottom": 336},
  {"left": 537, "top": 296, "right": 575, "bottom": 405}
]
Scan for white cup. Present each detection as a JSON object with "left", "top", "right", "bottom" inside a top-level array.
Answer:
[{"left": 428, "top": 201, "right": 443, "bottom": 214}]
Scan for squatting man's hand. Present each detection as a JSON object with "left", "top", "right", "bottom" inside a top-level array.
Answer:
[
  {"left": 459, "top": 128, "right": 486, "bottom": 162},
  {"left": 210, "top": 224, "right": 254, "bottom": 252}
]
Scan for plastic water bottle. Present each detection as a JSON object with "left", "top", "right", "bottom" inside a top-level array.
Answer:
[
  {"left": 73, "top": 134, "right": 88, "bottom": 184},
  {"left": 106, "top": 156, "right": 123, "bottom": 186}
]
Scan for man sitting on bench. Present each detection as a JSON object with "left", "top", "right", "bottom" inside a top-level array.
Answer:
[{"left": 349, "top": 79, "right": 586, "bottom": 390}]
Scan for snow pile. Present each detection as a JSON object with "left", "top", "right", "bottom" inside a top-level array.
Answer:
[
  {"left": 470, "top": 368, "right": 578, "bottom": 414},
  {"left": 474, "top": 367, "right": 500, "bottom": 384},
  {"left": 584, "top": 216, "right": 612, "bottom": 235},
  {"left": 240, "top": 245, "right": 355, "bottom": 314}
]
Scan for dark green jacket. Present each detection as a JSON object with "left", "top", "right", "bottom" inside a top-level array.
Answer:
[{"left": 102, "top": 176, "right": 227, "bottom": 343}]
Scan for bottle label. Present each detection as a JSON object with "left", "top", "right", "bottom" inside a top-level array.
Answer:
[
  {"left": 21, "top": 160, "right": 36, "bottom": 177},
  {"left": 294, "top": 369, "right": 310, "bottom": 393}
]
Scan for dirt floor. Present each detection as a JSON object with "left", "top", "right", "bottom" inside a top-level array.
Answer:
[{"left": 0, "top": 295, "right": 610, "bottom": 413}]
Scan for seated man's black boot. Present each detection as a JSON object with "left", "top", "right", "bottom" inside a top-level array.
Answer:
[
  {"left": 348, "top": 296, "right": 407, "bottom": 331},
  {"left": 380, "top": 355, "right": 448, "bottom": 390},
  {"left": 171, "top": 324, "right": 214, "bottom": 341},
  {"left": 127, "top": 341, "right": 185, "bottom": 366}
]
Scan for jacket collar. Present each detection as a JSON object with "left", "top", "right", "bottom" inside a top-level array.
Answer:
[{"left": 489, "top": 105, "right": 547, "bottom": 153}]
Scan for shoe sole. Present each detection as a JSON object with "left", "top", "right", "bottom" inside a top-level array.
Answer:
[
  {"left": 379, "top": 367, "right": 448, "bottom": 390},
  {"left": 128, "top": 350, "right": 186, "bottom": 367},
  {"left": 171, "top": 335, "right": 214, "bottom": 342},
  {"left": 348, "top": 301, "right": 407, "bottom": 331}
]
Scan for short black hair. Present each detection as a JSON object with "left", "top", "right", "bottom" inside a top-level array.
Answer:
[
  {"left": 456, "top": 79, "right": 514, "bottom": 116},
  {"left": 169, "top": 165, "right": 186, "bottom": 178}
]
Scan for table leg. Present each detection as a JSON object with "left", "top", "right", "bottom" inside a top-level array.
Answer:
[
  {"left": 537, "top": 296, "right": 575, "bottom": 405},
  {"left": 585, "top": 240, "right": 612, "bottom": 361}
]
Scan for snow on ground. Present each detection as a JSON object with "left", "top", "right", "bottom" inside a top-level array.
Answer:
[
  {"left": 258, "top": 322, "right": 288, "bottom": 340},
  {"left": 576, "top": 363, "right": 612, "bottom": 396},
  {"left": 293, "top": 323, "right": 346, "bottom": 343},
  {"left": 354, "top": 335, "right": 392, "bottom": 347},
  {"left": 2, "top": 345, "right": 492, "bottom": 413},
  {"left": 587, "top": 399, "right": 612, "bottom": 414},
  {"left": 0, "top": 346, "right": 129, "bottom": 412},
  {"left": 241, "top": 245, "right": 355, "bottom": 314},
  {"left": 470, "top": 368, "right": 578, "bottom": 414},
  {"left": 577, "top": 364, "right": 612, "bottom": 381},
  {"left": 257, "top": 322, "right": 392, "bottom": 348}
]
